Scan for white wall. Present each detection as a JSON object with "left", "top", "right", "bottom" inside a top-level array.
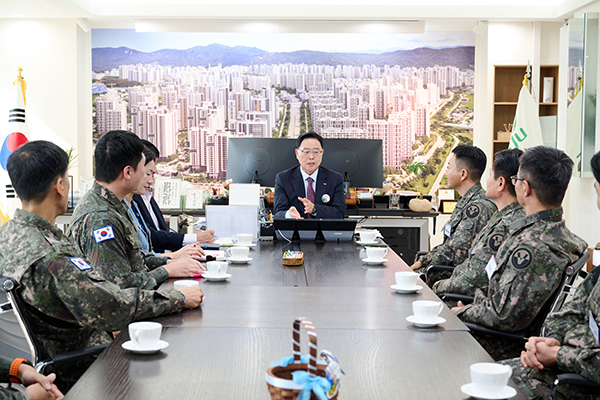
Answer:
[{"left": 0, "top": 19, "right": 92, "bottom": 190}]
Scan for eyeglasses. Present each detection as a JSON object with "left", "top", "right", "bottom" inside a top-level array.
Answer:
[
  {"left": 298, "top": 148, "right": 323, "bottom": 156},
  {"left": 510, "top": 175, "right": 533, "bottom": 189}
]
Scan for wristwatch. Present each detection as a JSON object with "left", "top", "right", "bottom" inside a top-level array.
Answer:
[
  {"left": 9, "top": 358, "right": 32, "bottom": 384},
  {"left": 310, "top": 204, "right": 317, "bottom": 216}
]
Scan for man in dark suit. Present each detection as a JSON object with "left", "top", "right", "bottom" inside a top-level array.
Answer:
[
  {"left": 273, "top": 132, "right": 346, "bottom": 219},
  {"left": 132, "top": 140, "right": 215, "bottom": 253}
]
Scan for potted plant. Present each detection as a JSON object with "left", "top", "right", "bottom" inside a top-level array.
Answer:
[{"left": 407, "top": 161, "right": 432, "bottom": 213}]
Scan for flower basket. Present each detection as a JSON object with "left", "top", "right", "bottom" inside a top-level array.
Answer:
[{"left": 265, "top": 318, "right": 339, "bottom": 400}]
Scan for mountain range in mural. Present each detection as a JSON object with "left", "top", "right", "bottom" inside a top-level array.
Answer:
[{"left": 92, "top": 43, "right": 474, "bottom": 72}]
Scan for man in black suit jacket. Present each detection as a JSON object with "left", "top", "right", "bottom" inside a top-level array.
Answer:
[
  {"left": 274, "top": 132, "right": 346, "bottom": 219},
  {"left": 132, "top": 139, "right": 215, "bottom": 253}
]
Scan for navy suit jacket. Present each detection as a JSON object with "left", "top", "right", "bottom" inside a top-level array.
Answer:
[
  {"left": 273, "top": 166, "right": 346, "bottom": 219},
  {"left": 132, "top": 194, "right": 184, "bottom": 253}
]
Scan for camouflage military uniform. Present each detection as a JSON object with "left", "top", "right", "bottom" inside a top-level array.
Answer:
[
  {"left": 434, "top": 201, "right": 525, "bottom": 298},
  {"left": 68, "top": 182, "right": 169, "bottom": 289},
  {"left": 501, "top": 266, "right": 600, "bottom": 400},
  {"left": 456, "top": 207, "right": 587, "bottom": 360},
  {"left": 0, "top": 209, "right": 184, "bottom": 388},
  {"left": 0, "top": 355, "right": 29, "bottom": 400},
  {"left": 416, "top": 183, "right": 496, "bottom": 275}
]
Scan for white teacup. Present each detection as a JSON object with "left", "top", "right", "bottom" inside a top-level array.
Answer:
[
  {"left": 128, "top": 321, "right": 162, "bottom": 348},
  {"left": 412, "top": 300, "right": 444, "bottom": 322},
  {"left": 207, "top": 261, "right": 228, "bottom": 276},
  {"left": 233, "top": 233, "right": 253, "bottom": 246},
  {"left": 174, "top": 280, "right": 200, "bottom": 290},
  {"left": 366, "top": 246, "right": 388, "bottom": 260},
  {"left": 470, "top": 363, "right": 512, "bottom": 394},
  {"left": 359, "top": 230, "right": 377, "bottom": 243},
  {"left": 226, "top": 246, "right": 249, "bottom": 260},
  {"left": 395, "top": 271, "right": 419, "bottom": 288}
]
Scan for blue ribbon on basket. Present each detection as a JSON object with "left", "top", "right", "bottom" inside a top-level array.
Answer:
[
  {"left": 292, "top": 370, "right": 331, "bottom": 400},
  {"left": 271, "top": 355, "right": 309, "bottom": 367}
]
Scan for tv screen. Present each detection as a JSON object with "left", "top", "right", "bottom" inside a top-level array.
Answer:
[{"left": 227, "top": 137, "right": 383, "bottom": 188}]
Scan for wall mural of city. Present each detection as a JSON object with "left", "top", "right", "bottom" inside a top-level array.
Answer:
[{"left": 91, "top": 29, "right": 474, "bottom": 194}]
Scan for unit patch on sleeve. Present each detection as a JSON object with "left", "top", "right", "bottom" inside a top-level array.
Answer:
[
  {"left": 466, "top": 204, "right": 480, "bottom": 218},
  {"left": 70, "top": 257, "right": 92, "bottom": 271},
  {"left": 93, "top": 226, "right": 115, "bottom": 243},
  {"left": 489, "top": 234, "right": 504, "bottom": 251},
  {"left": 511, "top": 247, "right": 532, "bottom": 269}
]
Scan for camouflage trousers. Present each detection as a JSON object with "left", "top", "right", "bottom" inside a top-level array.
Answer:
[
  {"left": 501, "top": 358, "right": 600, "bottom": 400},
  {"left": 471, "top": 331, "right": 525, "bottom": 361}
]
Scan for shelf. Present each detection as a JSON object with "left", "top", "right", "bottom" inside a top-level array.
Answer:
[{"left": 493, "top": 64, "right": 558, "bottom": 155}]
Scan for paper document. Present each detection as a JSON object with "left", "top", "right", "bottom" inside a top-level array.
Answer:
[{"left": 229, "top": 183, "right": 260, "bottom": 207}]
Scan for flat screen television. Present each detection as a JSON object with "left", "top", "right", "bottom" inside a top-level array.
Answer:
[
  {"left": 227, "top": 137, "right": 383, "bottom": 188},
  {"left": 320, "top": 139, "right": 383, "bottom": 188}
]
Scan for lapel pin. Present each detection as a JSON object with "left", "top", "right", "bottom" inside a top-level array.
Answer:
[{"left": 322, "top": 194, "right": 331, "bottom": 203}]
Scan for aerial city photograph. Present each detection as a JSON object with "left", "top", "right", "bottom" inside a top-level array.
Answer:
[{"left": 92, "top": 29, "right": 475, "bottom": 195}]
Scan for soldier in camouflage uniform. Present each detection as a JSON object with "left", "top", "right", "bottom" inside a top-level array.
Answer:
[
  {"left": 410, "top": 145, "right": 496, "bottom": 281},
  {"left": 500, "top": 150, "right": 600, "bottom": 400},
  {"left": 453, "top": 146, "right": 587, "bottom": 361},
  {"left": 67, "top": 131, "right": 204, "bottom": 290},
  {"left": 0, "top": 354, "right": 63, "bottom": 399},
  {"left": 0, "top": 141, "right": 203, "bottom": 389},
  {"left": 434, "top": 149, "right": 525, "bottom": 298}
]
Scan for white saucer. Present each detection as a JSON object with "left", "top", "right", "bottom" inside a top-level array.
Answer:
[
  {"left": 202, "top": 273, "right": 232, "bottom": 281},
  {"left": 122, "top": 340, "right": 169, "bottom": 354},
  {"left": 460, "top": 383, "right": 517, "bottom": 399},
  {"left": 406, "top": 315, "right": 446, "bottom": 328},
  {"left": 390, "top": 284, "right": 423, "bottom": 294},
  {"left": 362, "top": 257, "right": 388, "bottom": 265},
  {"left": 227, "top": 257, "right": 252, "bottom": 264},
  {"left": 356, "top": 240, "right": 379, "bottom": 245},
  {"left": 234, "top": 243, "right": 256, "bottom": 248}
]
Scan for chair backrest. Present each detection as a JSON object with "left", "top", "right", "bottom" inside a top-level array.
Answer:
[
  {"left": 533, "top": 251, "right": 590, "bottom": 337},
  {"left": 547, "top": 251, "right": 590, "bottom": 315},
  {"left": 0, "top": 278, "right": 39, "bottom": 364}
]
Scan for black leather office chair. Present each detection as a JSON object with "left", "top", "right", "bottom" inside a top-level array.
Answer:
[
  {"left": 551, "top": 373, "right": 600, "bottom": 399},
  {"left": 425, "top": 264, "right": 456, "bottom": 286},
  {"left": 450, "top": 252, "right": 590, "bottom": 345},
  {"left": 0, "top": 277, "right": 107, "bottom": 373}
]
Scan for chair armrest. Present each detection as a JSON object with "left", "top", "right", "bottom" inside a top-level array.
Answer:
[
  {"left": 427, "top": 265, "right": 456, "bottom": 274},
  {"left": 414, "top": 252, "right": 428, "bottom": 263},
  {"left": 463, "top": 323, "right": 527, "bottom": 342},
  {"left": 37, "top": 344, "right": 109, "bottom": 374},
  {"left": 441, "top": 294, "right": 474, "bottom": 305},
  {"left": 554, "top": 373, "right": 600, "bottom": 391}
]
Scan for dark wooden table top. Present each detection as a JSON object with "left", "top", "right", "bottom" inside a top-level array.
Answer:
[
  {"left": 65, "top": 240, "right": 527, "bottom": 400},
  {"left": 66, "top": 327, "right": 525, "bottom": 400}
]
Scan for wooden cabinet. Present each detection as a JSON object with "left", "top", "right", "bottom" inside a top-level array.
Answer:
[
  {"left": 492, "top": 65, "right": 559, "bottom": 154},
  {"left": 493, "top": 66, "right": 526, "bottom": 154}
]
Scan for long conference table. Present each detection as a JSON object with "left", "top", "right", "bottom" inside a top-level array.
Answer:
[{"left": 65, "top": 239, "right": 527, "bottom": 400}]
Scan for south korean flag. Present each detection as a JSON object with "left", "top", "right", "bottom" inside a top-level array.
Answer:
[
  {"left": 93, "top": 225, "right": 115, "bottom": 243},
  {"left": 70, "top": 257, "right": 92, "bottom": 271}
]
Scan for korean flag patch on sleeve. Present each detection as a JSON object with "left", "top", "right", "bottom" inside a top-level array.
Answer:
[
  {"left": 70, "top": 257, "right": 92, "bottom": 271},
  {"left": 93, "top": 226, "right": 115, "bottom": 243}
]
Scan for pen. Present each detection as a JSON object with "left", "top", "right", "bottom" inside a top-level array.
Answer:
[{"left": 192, "top": 273, "right": 205, "bottom": 279}]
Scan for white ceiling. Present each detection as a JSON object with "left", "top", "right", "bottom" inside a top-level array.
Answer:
[{"left": 1, "top": 0, "right": 597, "bottom": 31}]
